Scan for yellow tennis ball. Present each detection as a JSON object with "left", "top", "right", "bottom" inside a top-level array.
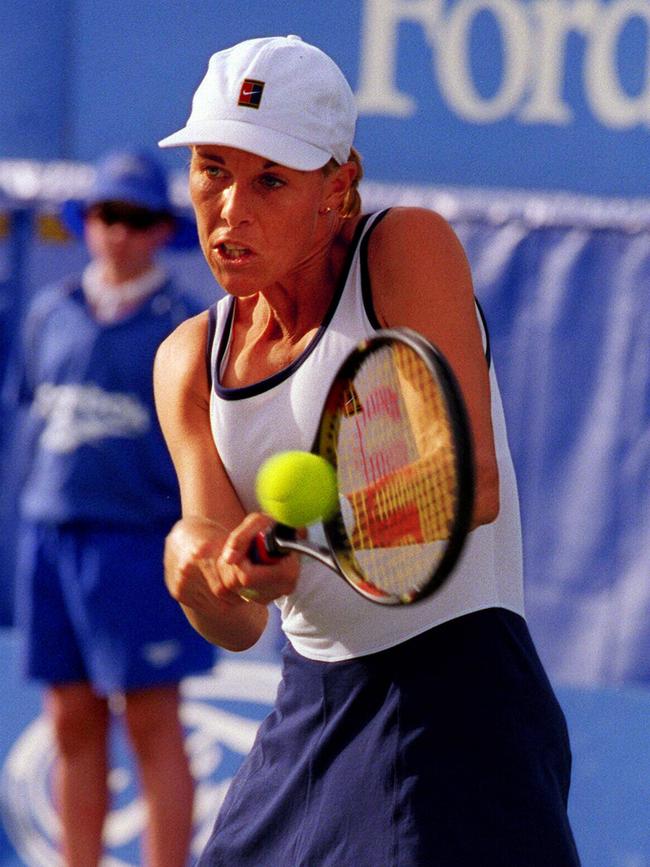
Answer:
[{"left": 255, "top": 451, "right": 338, "bottom": 528}]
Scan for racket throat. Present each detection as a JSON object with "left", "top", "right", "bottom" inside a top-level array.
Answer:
[
  {"left": 271, "top": 525, "right": 339, "bottom": 572},
  {"left": 260, "top": 524, "right": 293, "bottom": 556}
]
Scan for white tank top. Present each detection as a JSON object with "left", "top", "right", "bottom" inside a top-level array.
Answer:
[{"left": 209, "top": 210, "right": 525, "bottom": 661}]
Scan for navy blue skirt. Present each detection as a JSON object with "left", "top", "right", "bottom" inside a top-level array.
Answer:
[{"left": 198, "top": 608, "right": 580, "bottom": 866}]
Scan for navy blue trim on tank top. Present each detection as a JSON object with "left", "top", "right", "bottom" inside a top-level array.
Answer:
[
  {"left": 359, "top": 208, "right": 391, "bottom": 329},
  {"left": 213, "top": 213, "right": 373, "bottom": 401},
  {"left": 475, "top": 298, "right": 492, "bottom": 369},
  {"left": 214, "top": 299, "right": 236, "bottom": 392},
  {"left": 206, "top": 304, "right": 217, "bottom": 387}
]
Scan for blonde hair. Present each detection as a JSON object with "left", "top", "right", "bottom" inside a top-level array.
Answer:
[{"left": 323, "top": 147, "right": 363, "bottom": 219}]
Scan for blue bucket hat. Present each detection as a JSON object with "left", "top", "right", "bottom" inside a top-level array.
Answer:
[{"left": 61, "top": 148, "right": 198, "bottom": 250}]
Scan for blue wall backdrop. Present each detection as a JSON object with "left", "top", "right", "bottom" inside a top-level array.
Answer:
[
  {"left": 1, "top": 2, "right": 649, "bottom": 865},
  {"left": 3, "top": 0, "right": 650, "bottom": 195}
]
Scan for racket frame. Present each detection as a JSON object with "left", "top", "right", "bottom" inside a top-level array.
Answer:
[{"left": 256, "top": 327, "right": 475, "bottom": 605}]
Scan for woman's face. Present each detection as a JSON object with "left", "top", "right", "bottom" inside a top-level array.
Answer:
[{"left": 189, "top": 145, "right": 337, "bottom": 295}]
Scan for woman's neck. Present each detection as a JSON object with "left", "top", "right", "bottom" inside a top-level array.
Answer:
[{"left": 243, "top": 216, "right": 360, "bottom": 342}]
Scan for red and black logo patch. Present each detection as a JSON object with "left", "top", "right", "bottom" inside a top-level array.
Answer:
[{"left": 238, "top": 79, "right": 265, "bottom": 109}]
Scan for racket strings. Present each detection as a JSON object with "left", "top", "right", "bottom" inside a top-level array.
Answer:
[{"left": 335, "top": 342, "right": 458, "bottom": 598}]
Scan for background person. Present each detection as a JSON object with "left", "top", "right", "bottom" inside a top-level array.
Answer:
[
  {"left": 155, "top": 36, "right": 580, "bottom": 866},
  {"left": 11, "top": 148, "right": 214, "bottom": 867}
]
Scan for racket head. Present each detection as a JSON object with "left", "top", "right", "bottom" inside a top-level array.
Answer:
[{"left": 314, "top": 327, "right": 475, "bottom": 605}]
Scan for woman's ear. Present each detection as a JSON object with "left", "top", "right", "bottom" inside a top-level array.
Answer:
[{"left": 322, "top": 160, "right": 358, "bottom": 214}]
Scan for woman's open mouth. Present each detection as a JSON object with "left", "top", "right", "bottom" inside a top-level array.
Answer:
[{"left": 217, "top": 242, "right": 253, "bottom": 262}]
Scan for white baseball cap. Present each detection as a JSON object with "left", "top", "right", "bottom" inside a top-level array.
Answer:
[{"left": 158, "top": 35, "right": 357, "bottom": 170}]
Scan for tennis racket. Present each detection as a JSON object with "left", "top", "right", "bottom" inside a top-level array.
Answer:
[{"left": 250, "top": 327, "right": 475, "bottom": 605}]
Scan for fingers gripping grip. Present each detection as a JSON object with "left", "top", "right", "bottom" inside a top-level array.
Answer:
[{"left": 248, "top": 526, "right": 295, "bottom": 564}]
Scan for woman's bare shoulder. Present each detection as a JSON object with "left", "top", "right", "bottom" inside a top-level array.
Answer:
[
  {"left": 154, "top": 307, "right": 215, "bottom": 413},
  {"left": 156, "top": 308, "right": 211, "bottom": 376},
  {"left": 373, "top": 205, "right": 461, "bottom": 251},
  {"left": 367, "top": 206, "right": 472, "bottom": 318}
]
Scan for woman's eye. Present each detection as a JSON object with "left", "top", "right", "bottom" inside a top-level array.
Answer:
[
  {"left": 258, "top": 174, "right": 285, "bottom": 190},
  {"left": 199, "top": 163, "right": 227, "bottom": 180}
]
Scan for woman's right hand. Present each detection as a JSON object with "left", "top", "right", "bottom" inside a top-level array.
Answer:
[
  {"left": 163, "top": 513, "right": 299, "bottom": 650},
  {"left": 164, "top": 515, "right": 238, "bottom": 608}
]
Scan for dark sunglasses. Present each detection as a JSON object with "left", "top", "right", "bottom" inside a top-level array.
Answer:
[{"left": 89, "top": 201, "right": 172, "bottom": 231}]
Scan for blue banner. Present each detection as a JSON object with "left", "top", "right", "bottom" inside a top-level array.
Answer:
[
  {"left": 1, "top": 173, "right": 649, "bottom": 867},
  {"left": 352, "top": 0, "right": 650, "bottom": 195},
  {"left": 2, "top": 3, "right": 650, "bottom": 861},
  {"left": 363, "top": 180, "right": 650, "bottom": 686},
  {"left": 3, "top": 177, "right": 648, "bottom": 684},
  {"left": 3, "top": 1, "right": 650, "bottom": 196}
]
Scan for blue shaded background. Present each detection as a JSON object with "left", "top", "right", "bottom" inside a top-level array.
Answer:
[
  {"left": 3, "top": 0, "right": 650, "bottom": 196},
  {"left": 1, "top": 2, "right": 650, "bottom": 864}
]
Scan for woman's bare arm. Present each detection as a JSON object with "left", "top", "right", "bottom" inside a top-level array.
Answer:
[
  {"left": 368, "top": 207, "right": 499, "bottom": 528},
  {"left": 153, "top": 311, "right": 297, "bottom": 650}
]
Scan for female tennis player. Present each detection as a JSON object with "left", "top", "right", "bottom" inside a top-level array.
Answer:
[{"left": 155, "top": 35, "right": 580, "bottom": 866}]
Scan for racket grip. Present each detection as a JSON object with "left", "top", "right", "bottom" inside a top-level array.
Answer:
[{"left": 249, "top": 526, "right": 295, "bottom": 564}]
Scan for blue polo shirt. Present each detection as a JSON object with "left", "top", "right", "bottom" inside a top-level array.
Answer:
[{"left": 15, "top": 277, "right": 202, "bottom": 528}]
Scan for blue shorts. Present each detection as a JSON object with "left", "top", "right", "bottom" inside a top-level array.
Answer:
[
  {"left": 199, "top": 608, "right": 580, "bottom": 867},
  {"left": 15, "top": 521, "right": 215, "bottom": 694}
]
